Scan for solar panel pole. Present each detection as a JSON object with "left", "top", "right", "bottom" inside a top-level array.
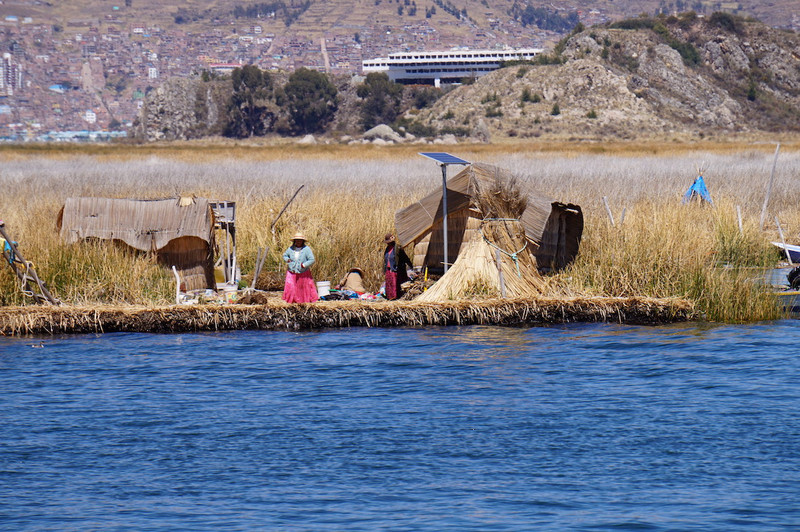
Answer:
[
  {"left": 418, "top": 153, "right": 470, "bottom": 275},
  {"left": 441, "top": 163, "right": 449, "bottom": 274}
]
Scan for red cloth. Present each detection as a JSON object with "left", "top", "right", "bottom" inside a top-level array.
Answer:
[
  {"left": 385, "top": 270, "right": 400, "bottom": 300},
  {"left": 283, "top": 269, "right": 319, "bottom": 303}
]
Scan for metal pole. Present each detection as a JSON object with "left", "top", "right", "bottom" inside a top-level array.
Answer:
[{"left": 441, "top": 163, "right": 448, "bottom": 274}]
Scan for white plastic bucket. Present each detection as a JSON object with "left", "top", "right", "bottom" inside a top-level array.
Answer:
[{"left": 316, "top": 281, "right": 331, "bottom": 297}]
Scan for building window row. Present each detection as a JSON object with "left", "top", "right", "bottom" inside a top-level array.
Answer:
[
  {"left": 404, "top": 67, "right": 494, "bottom": 74},
  {"left": 391, "top": 52, "right": 535, "bottom": 60}
]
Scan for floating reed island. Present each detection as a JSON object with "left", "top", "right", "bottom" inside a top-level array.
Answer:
[
  {"left": 1, "top": 143, "right": 798, "bottom": 330},
  {"left": 0, "top": 296, "right": 695, "bottom": 336}
]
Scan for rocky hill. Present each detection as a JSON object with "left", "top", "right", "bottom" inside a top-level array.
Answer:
[
  {"left": 413, "top": 13, "right": 800, "bottom": 141},
  {"left": 136, "top": 13, "right": 800, "bottom": 143}
]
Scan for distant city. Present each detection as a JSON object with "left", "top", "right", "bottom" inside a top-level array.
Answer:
[{"left": 0, "top": 1, "right": 794, "bottom": 142}]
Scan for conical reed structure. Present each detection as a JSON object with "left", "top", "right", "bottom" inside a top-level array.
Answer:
[{"left": 416, "top": 169, "right": 547, "bottom": 302}]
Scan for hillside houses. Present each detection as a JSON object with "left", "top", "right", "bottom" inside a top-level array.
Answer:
[{"left": 0, "top": 0, "right": 621, "bottom": 139}]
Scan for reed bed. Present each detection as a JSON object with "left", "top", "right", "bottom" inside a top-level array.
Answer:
[
  {"left": 0, "top": 141, "right": 798, "bottom": 323},
  {"left": 0, "top": 296, "right": 694, "bottom": 336}
]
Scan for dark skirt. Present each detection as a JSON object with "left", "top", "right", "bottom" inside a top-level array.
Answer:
[{"left": 384, "top": 269, "right": 408, "bottom": 300}]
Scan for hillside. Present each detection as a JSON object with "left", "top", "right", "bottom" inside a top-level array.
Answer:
[
  {"left": 412, "top": 13, "right": 800, "bottom": 141},
  {"left": 6, "top": 0, "right": 799, "bottom": 40},
  {"left": 134, "top": 12, "right": 800, "bottom": 143}
]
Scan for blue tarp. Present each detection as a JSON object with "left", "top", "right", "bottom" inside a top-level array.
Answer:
[{"left": 683, "top": 175, "right": 713, "bottom": 204}]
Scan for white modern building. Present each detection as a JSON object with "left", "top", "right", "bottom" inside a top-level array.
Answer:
[
  {"left": 0, "top": 53, "right": 22, "bottom": 96},
  {"left": 362, "top": 48, "right": 543, "bottom": 86}
]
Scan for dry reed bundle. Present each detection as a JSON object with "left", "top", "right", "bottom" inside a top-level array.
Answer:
[
  {"left": 416, "top": 218, "right": 547, "bottom": 301},
  {"left": 0, "top": 296, "right": 694, "bottom": 335},
  {"left": 469, "top": 165, "right": 528, "bottom": 219},
  {"left": 417, "top": 169, "right": 546, "bottom": 302}
]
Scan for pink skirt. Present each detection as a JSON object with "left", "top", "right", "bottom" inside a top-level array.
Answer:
[{"left": 283, "top": 270, "right": 319, "bottom": 303}]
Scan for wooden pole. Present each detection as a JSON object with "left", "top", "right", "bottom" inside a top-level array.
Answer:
[
  {"left": 619, "top": 207, "right": 627, "bottom": 226},
  {"left": 760, "top": 143, "right": 781, "bottom": 230},
  {"left": 224, "top": 226, "right": 231, "bottom": 283},
  {"left": 270, "top": 184, "right": 305, "bottom": 235},
  {"left": 0, "top": 221, "right": 59, "bottom": 304},
  {"left": 775, "top": 216, "right": 792, "bottom": 264},
  {"left": 252, "top": 246, "right": 268, "bottom": 290},
  {"left": 736, "top": 205, "right": 743, "bottom": 236},
  {"left": 602, "top": 196, "right": 615, "bottom": 227},
  {"left": 495, "top": 248, "right": 506, "bottom": 298}
]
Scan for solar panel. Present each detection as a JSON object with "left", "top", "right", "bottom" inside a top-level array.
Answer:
[{"left": 418, "top": 152, "right": 470, "bottom": 165}]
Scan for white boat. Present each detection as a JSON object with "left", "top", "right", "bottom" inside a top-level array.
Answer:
[{"left": 771, "top": 242, "right": 800, "bottom": 263}]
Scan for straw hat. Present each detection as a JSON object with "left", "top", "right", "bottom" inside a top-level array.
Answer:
[
  {"left": 384, "top": 233, "right": 395, "bottom": 244},
  {"left": 291, "top": 232, "right": 307, "bottom": 242}
]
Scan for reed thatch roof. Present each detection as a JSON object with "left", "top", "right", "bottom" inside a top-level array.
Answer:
[
  {"left": 395, "top": 163, "right": 583, "bottom": 273},
  {"left": 58, "top": 196, "right": 215, "bottom": 251},
  {"left": 58, "top": 197, "right": 217, "bottom": 290},
  {"left": 395, "top": 163, "right": 547, "bottom": 245}
]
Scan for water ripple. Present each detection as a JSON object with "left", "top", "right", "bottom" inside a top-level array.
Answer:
[{"left": 1, "top": 323, "right": 799, "bottom": 530}]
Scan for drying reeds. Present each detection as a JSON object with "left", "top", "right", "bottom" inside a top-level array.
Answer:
[
  {"left": 417, "top": 218, "right": 548, "bottom": 301},
  {"left": 417, "top": 166, "right": 546, "bottom": 302},
  {"left": 0, "top": 296, "right": 694, "bottom": 336},
  {"left": 0, "top": 142, "right": 799, "bottom": 322}
]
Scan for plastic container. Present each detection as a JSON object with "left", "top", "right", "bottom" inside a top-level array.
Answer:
[{"left": 316, "top": 281, "right": 331, "bottom": 297}]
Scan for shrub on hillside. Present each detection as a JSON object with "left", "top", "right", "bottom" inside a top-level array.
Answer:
[
  {"left": 356, "top": 72, "right": 404, "bottom": 129},
  {"left": 282, "top": 68, "right": 338, "bottom": 134}
]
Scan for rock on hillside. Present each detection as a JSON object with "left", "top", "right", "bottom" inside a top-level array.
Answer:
[
  {"left": 415, "top": 14, "right": 800, "bottom": 140},
  {"left": 132, "top": 78, "right": 231, "bottom": 142}
]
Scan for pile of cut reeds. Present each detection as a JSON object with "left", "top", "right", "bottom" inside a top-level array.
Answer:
[
  {"left": 0, "top": 296, "right": 694, "bottom": 336},
  {"left": 418, "top": 168, "right": 546, "bottom": 302}
]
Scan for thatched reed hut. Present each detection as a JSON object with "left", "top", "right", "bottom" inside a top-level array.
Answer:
[
  {"left": 58, "top": 197, "right": 216, "bottom": 290},
  {"left": 396, "top": 163, "right": 583, "bottom": 274}
]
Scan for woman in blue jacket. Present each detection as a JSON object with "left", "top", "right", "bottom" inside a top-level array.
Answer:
[{"left": 282, "top": 232, "right": 319, "bottom": 303}]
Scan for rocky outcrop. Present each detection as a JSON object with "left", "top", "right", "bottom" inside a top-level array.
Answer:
[
  {"left": 415, "top": 15, "right": 800, "bottom": 140},
  {"left": 363, "top": 124, "right": 403, "bottom": 142},
  {"left": 134, "top": 78, "right": 230, "bottom": 142}
]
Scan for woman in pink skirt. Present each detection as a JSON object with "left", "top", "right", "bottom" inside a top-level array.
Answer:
[{"left": 282, "top": 232, "right": 319, "bottom": 303}]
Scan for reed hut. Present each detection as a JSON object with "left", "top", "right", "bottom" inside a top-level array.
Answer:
[
  {"left": 58, "top": 196, "right": 216, "bottom": 290},
  {"left": 395, "top": 163, "right": 583, "bottom": 301}
]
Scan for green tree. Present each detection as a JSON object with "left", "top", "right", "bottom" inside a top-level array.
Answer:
[
  {"left": 410, "top": 85, "right": 441, "bottom": 109},
  {"left": 225, "top": 64, "right": 273, "bottom": 138},
  {"left": 283, "top": 68, "right": 338, "bottom": 134},
  {"left": 356, "top": 72, "right": 404, "bottom": 129}
]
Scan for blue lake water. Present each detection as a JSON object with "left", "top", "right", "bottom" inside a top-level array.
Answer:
[{"left": 1, "top": 322, "right": 799, "bottom": 531}]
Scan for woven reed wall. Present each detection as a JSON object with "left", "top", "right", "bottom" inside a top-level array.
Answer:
[
  {"left": 58, "top": 197, "right": 216, "bottom": 290},
  {"left": 59, "top": 197, "right": 214, "bottom": 251},
  {"left": 535, "top": 203, "right": 583, "bottom": 272},
  {"left": 419, "top": 208, "right": 474, "bottom": 273},
  {"left": 158, "top": 236, "right": 215, "bottom": 291}
]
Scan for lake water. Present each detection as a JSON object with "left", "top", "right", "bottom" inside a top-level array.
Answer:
[{"left": 1, "top": 322, "right": 799, "bottom": 531}]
